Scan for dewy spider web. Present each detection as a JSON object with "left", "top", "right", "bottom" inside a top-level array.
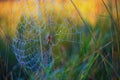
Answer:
[
  {"left": 12, "top": 15, "right": 53, "bottom": 70},
  {"left": 12, "top": 15, "right": 53, "bottom": 79},
  {"left": 12, "top": 0, "right": 82, "bottom": 79}
]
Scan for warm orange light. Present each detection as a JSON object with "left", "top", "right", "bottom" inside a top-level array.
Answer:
[{"left": 0, "top": 0, "right": 103, "bottom": 28}]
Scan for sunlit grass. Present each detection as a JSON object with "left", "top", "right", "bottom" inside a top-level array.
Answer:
[{"left": 0, "top": 0, "right": 120, "bottom": 80}]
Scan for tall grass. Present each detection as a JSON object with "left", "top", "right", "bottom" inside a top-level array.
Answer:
[{"left": 0, "top": 0, "right": 120, "bottom": 80}]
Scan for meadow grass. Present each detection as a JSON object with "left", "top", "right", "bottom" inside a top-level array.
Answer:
[{"left": 0, "top": 0, "right": 120, "bottom": 80}]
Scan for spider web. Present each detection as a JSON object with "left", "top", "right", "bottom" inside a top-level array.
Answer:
[
  {"left": 12, "top": 15, "right": 53, "bottom": 79},
  {"left": 12, "top": 0, "right": 82, "bottom": 79}
]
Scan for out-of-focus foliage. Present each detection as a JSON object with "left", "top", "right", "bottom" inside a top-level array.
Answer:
[{"left": 0, "top": 0, "right": 120, "bottom": 80}]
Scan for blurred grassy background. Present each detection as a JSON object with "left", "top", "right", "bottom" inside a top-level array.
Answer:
[{"left": 0, "top": 0, "right": 120, "bottom": 80}]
